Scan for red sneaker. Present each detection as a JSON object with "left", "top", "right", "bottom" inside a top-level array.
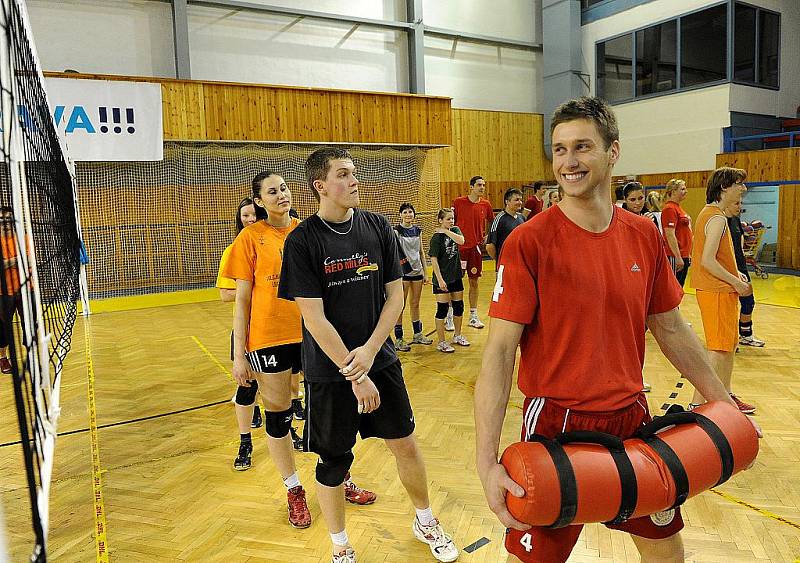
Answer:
[
  {"left": 730, "top": 393, "right": 756, "bottom": 414},
  {"left": 0, "top": 357, "right": 12, "bottom": 374},
  {"left": 287, "top": 485, "right": 312, "bottom": 528},
  {"left": 344, "top": 479, "right": 377, "bottom": 506}
]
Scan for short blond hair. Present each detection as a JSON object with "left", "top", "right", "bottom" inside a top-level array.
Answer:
[{"left": 663, "top": 178, "right": 686, "bottom": 198}]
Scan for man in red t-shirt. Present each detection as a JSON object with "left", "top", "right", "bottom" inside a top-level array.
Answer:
[
  {"left": 521, "top": 181, "right": 545, "bottom": 221},
  {"left": 474, "top": 96, "right": 760, "bottom": 563},
  {"left": 452, "top": 176, "right": 494, "bottom": 328}
]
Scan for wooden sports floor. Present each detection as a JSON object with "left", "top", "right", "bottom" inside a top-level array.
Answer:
[{"left": 1, "top": 272, "right": 799, "bottom": 562}]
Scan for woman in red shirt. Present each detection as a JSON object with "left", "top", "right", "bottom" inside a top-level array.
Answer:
[{"left": 661, "top": 178, "right": 693, "bottom": 286}]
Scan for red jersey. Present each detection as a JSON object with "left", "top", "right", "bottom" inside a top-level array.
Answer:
[
  {"left": 523, "top": 196, "right": 543, "bottom": 221},
  {"left": 661, "top": 201, "right": 693, "bottom": 258},
  {"left": 452, "top": 196, "right": 494, "bottom": 248},
  {"left": 489, "top": 206, "right": 682, "bottom": 411}
]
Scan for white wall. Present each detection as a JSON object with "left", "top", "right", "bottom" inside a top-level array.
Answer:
[
  {"left": 424, "top": 37, "right": 541, "bottom": 112},
  {"left": 25, "top": 0, "right": 541, "bottom": 113},
  {"left": 613, "top": 85, "right": 731, "bottom": 175},
  {"left": 27, "top": 0, "right": 175, "bottom": 77},
  {"left": 243, "top": 0, "right": 405, "bottom": 22},
  {"left": 188, "top": 5, "right": 408, "bottom": 93},
  {"left": 423, "top": 0, "right": 539, "bottom": 44}
]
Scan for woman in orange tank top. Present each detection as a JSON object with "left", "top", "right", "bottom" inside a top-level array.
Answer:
[{"left": 689, "top": 167, "right": 755, "bottom": 415}]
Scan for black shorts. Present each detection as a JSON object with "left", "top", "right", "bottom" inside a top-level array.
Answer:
[
  {"left": 246, "top": 343, "right": 302, "bottom": 374},
  {"left": 304, "top": 360, "right": 415, "bottom": 460},
  {"left": 403, "top": 274, "right": 424, "bottom": 282},
  {"left": 432, "top": 277, "right": 464, "bottom": 295}
]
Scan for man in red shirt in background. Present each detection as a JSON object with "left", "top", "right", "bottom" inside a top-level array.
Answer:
[
  {"left": 474, "top": 96, "right": 760, "bottom": 563},
  {"left": 452, "top": 176, "right": 494, "bottom": 329},
  {"left": 521, "top": 181, "right": 546, "bottom": 221}
]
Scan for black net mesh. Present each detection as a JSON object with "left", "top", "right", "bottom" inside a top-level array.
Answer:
[
  {"left": 0, "top": 0, "right": 81, "bottom": 560},
  {"left": 77, "top": 141, "right": 441, "bottom": 298}
]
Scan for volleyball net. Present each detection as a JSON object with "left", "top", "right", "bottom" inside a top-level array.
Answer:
[
  {"left": 76, "top": 141, "right": 442, "bottom": 299},
  {"left": 0, "top": 0, "right": 82, "bottom": 560}
]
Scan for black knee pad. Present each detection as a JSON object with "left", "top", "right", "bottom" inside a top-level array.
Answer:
[
  {"left": 451, "top": 299, "right": 464, "bottom": 317},
  {"left": 315, "top": 451, "right": 354, "bottom": 487},
  {"left": 235, "top": 383, "right": 258, "bottom": 406},
  {"left": 435, "top": 301, "right": 449, "bottom": 319},
  {"left": 264, "top": 408, "right": 293, "bottom": 438},
  {"left": 739, "top": 294, "right": 755, "bottom": 315}
]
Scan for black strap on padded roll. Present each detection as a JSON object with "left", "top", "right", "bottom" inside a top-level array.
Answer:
[
  {"left": 556, "top": 431, "right": 638, "bottom": 525},
  {"left": 644, "top": 436, "right": 690, "bottom": 508},
  {"left": 692, "top": 414, "right": 735, "bottom": 486},
  {"left": 638, "top": 410, "right": 735, "bottom": 489},
  {"left": 527, "top": 435, "right": 577, "bottom": 528}
]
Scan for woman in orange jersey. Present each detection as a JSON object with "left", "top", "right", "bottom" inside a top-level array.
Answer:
[
  {"left": 216, "top": 197, "right": 264, "bottom": 470},
  {"left": 0, "top": 207, "right": 22, "bottom": 374},
  {"left": 223, "top": 172, "right": 375, "bottom": 530}
]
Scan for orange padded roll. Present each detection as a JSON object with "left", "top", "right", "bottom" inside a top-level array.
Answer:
[{"left": 500, "top": 401, "right": 759, "bottom": 528}]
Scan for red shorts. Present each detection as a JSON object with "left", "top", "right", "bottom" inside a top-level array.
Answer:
[
  {"left": 459, "top": 245, "right": 483, "bottom": 278},
  {"left": 505, "top": 395, "right": 684, "bottom": 562}
]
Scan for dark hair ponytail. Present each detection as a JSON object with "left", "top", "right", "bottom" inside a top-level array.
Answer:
[
  {"left": 250, "top": 171, "right": 275, "bottom": 220},
  {"left": 234, "top": 197, "right": 255, "bottom": 233}
]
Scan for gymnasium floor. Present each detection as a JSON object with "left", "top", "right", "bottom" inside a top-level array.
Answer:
[{"left": 1, "top": 271, "right": 799, "bottom": 562}]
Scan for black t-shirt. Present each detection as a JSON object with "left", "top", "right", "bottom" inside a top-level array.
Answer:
[
  {"left": 428, "top": 227, "right": 463, "bottom": 284},
  {"left": 277, "top": 209, "right": 403, "bottom": 382},
  {"left": 728, "top": 215, "right": 748, "bottom": 273},
  {"left": 487, "top": 211, "right": 525, "bottom": 259}
]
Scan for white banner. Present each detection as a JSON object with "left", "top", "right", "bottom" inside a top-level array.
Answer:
[{"left": 43, "top": 78, "right": 163, "bottom": 161}]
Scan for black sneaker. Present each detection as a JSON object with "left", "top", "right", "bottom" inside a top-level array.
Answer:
[
  {"left": 290, "top": 427, "right": 304, "bottom": 451},
  {"left": 251, "top": 405, "right": 263, "bottom": 429},
  {"left": 291, "top": 398, "right": 305, "bottom": 421},
  {"left": 233, "top": 441, "right": 253, "bottom": 471}
]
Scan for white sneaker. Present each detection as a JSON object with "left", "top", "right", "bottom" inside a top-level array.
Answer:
[
  {"left": 643, "top": 381, "right": 651, "bottom": 392},
  {"left": 413, "top": 517, "right": 459, "bottom": 562},
  {"left": 395, "top": 338, "right": 411, "bottom": 352},
  {"left": 468, "top": 313, "right": 484, "bottom": 329},
  {"left": 437, "top": 341, "right": 455, "bottom": 353},
  {"left": 411, "top": 332, "right": 433, "bottom": 345},
  {"left": 332, "top": 547, "right": 356, "bottom": 563},
  {"left": 452, "top": 334, "right": 470, "bottom": 347},
  {"left": 444, "top": 313, "right": 455, "bottom": 332},
  {"left": 739, "top": 335, "right": 765, "bottom": 347}
]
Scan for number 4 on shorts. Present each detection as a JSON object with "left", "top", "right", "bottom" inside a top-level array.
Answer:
[{"left": 519, "top": 532, "right": 533, "bottom": 552}]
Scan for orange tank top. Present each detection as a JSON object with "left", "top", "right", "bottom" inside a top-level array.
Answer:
[{"left": 690, "top": 205, "right": 737, "bottom": 293}]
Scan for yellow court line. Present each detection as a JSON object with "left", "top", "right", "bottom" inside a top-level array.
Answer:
[
  {"left": 709, "top": 489, "right": 800, "bottom": 531},
  {"left": 84, "top": 320, "right": 110, "bottom": 563},
  {"left": 190, "top": 335, "right": 234, "bottom": 382}
]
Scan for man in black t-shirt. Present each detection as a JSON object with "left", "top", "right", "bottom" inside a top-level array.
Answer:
[
  {"left": 278, "top": 147, "right": 459, "bottom": 563},
  {"left": 726, "top": 195, "right": 765, "bottom": 347},
  {"left": 486, "top": 188, "right": 525, "bottom": 263}
]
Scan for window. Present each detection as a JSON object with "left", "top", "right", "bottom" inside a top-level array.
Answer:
[
  {"left": 636, "top": 20, "right": 677, "bottom": 96},
  {"left": 733, "top": 3, "right": 780, "bottom": 88},
  {"left": 596, "top": 2, "right": 780, "bottom": 104},
  {"left": 681, "top": 4, "right": 727, "bottom": 88},
  {"left": 758, "top": 11, "right": 780, "bottom": 87},
  {"left": 734, "top": 4, "right": 756, "bottom": 82},
  {"left": 581, "top": 0, "right": 607, "bottom": 8},
  {"left": 597, "top": 34, "right": 633, "bottom": 102}
]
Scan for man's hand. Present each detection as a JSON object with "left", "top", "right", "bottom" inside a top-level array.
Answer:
[
  {"left": 478, "top": 462, "right": 531, "bottom": 531},
  {"left": 351, "top": 377, "right": 381, "bottom": 413},
  {"left": 675, "top": 257, "right": 685, "bottom": 271},
  {"left": 340, "top": 345, "right": 377, "bottom": 381},
  {"left": 232, "top": 357, "right": 253, "bottom": 387}
]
